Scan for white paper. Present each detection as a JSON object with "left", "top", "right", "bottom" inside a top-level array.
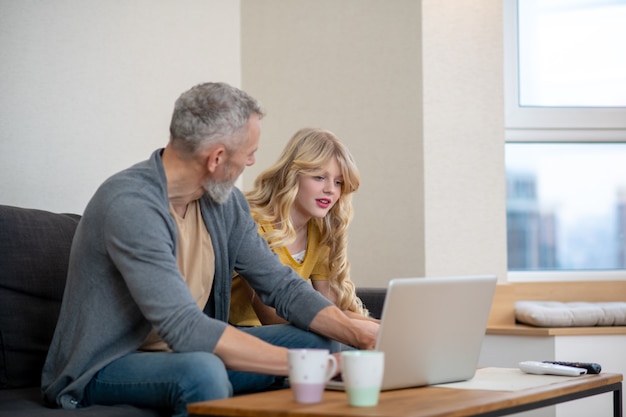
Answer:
[{"left": 434, "top": 367, "right": 584, "bottom": 391}]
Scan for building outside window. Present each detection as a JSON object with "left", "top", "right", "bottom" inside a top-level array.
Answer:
[{"left": 504, "top": 0, "right": 626, "bottom": 280}]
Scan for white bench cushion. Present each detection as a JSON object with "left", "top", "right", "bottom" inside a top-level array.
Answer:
[{"left": 515, "top": 301, "right": 626, "bottom": 327}]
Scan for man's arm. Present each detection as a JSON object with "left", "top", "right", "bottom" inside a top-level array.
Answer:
[
  {"left": 250, "top": 279, "right": 378, "bottom": 326},
  {"left": 312, "top": 280, "right": 380, "bottom": 323},
  {"left": 213, "top": 326, "right": 289, "bottom": 374},
  {"left": 213, "top": 306, "right": 377, "bottom": 375}
]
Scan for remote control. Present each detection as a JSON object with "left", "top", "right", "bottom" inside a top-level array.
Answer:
[
  {"left": 542, "top": 361, "right": 602, "bottom": 374},
  {"left": 519, "top": 361, "right": 587, "bottom": 377}
]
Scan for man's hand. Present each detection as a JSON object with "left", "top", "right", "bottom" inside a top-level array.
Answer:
[
  {"left": 350, "top": 318, "right": 379, "bottom": 349},
  {"left": 309, "top": 305, "right": 379, "bottom": 349}
]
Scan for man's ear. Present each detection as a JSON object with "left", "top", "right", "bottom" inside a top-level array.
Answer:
[{"left": 206, "top": 145, "right": 227, "bottom": 173}]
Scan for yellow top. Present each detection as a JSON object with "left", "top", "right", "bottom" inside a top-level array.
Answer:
[{"left": 229, "top": 219, "right": 330, "bottom": 326}]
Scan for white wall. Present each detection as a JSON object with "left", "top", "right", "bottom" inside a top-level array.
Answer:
[
  {"left": 1, "top": 0, "right": 507, "bottom": 288},
  {"left": 0, "top": 0, "right": 241, "bottom": 213},
  {"left": 421, "top": 1, "right": 506, "bottom": 279}
]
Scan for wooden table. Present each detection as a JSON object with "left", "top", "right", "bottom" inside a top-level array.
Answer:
[{"left": 188, "top": 369, "right": 622, "bottom": 417}]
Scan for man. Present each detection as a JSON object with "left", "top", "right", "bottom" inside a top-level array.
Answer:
[{"left": 41, "top": 82, "right": 378, "bottom": 416}]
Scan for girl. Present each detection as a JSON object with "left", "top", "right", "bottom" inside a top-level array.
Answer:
[{"left": 229, "top": 127, "right": 371, "bottom": 326}]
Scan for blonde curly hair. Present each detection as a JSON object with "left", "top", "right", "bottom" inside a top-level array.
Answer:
[{"left": 245, "top": 128, "right": 368, "bottom": 316}]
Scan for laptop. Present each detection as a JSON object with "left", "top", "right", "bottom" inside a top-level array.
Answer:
[{"left": 327, "top": 274, "right": 497, "bottom": 391}]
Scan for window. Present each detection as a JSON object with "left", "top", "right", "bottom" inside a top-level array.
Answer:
[
  {"left": 504, "top": 0, "right": 626, "bottom": 140},
  {"left": 518, "top": 1, "right": 626, "bottom": 108},
  {"left": 504, "top": 0, "right": 626, "bottom": 281},
  {"left": 507, "top": 143, "right": 626, "bottom": 271}
]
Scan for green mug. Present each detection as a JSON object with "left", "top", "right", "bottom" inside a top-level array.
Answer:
[{"left": 341, "top": 350, "right": 385, "bottom": 407}]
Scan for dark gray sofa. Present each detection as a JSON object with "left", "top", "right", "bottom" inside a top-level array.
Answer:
[
  {"left": 0, "top": 205, "right": 165, "bottom": 416},
  {"left": 0, "top": 204, "right": 386, "bottom": 416}
]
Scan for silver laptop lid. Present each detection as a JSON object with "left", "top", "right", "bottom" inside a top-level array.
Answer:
[{"left": 376, "top": 275, "right": 497, "bottom": 390}]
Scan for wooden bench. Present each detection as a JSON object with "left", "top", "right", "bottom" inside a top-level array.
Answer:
[{"left": 486, "top": 280, "right": 626, "bottom": 336}]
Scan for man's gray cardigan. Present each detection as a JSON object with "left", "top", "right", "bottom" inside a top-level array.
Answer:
[{"left": 41, "top": 149, "right": 332, "bottom": 408}]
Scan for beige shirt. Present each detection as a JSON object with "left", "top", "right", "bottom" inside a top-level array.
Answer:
[{"left": 139, "top": 200, "right": 215, "bottom": 351}]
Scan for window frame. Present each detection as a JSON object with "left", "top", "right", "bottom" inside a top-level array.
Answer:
[
  {"left": 504, "top": 0, "right": 626, "bottom": 282},
  {"left": 504, "top": 0, "right": 626, "bottom": 143}
]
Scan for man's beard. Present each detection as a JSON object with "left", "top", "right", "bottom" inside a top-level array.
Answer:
[
  {"left": 203, "top": 161, "right": 238, "bottom": 204},
  {"left": 204, "top": 178, "right": 235, "bottom": 204}
]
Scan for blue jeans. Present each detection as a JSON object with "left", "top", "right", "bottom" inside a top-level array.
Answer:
[{"left": 83, "top": 324, "right": 332, "bottom": 417}]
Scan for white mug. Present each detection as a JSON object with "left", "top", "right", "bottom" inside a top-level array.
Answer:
[{"left": 288, "top": 348, "right": 337, "bottom": 403}]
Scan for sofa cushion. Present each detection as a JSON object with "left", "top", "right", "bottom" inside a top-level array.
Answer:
[
  {"left": 515, "top": 300, "right": 626, "bottom": 327},
  {"left": 0, "top": 387, "right": 170, "bottom": 417},
  {"left": 0, "top": 205, "right": 80, "bottom": 388},
  {"left": 356, "top": 288, "right": 387, "bottom": 320},
  {"left": 0, "top": 387, "right": 166, "bottom": 416}
]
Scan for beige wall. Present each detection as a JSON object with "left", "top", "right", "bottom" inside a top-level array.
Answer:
[{"left": 241, "top": 0, "right": 507, "bottom": 287}]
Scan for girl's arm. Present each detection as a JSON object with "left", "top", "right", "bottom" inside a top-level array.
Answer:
[
  {"left": 311, "top": 280, "right": 337, "bottom": 303},
  {"left": 251, "top": 291, "right": 288, "bottom": 324},
  {"left": 242, "top": 279, "right": 288, "bottom": 325}
]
